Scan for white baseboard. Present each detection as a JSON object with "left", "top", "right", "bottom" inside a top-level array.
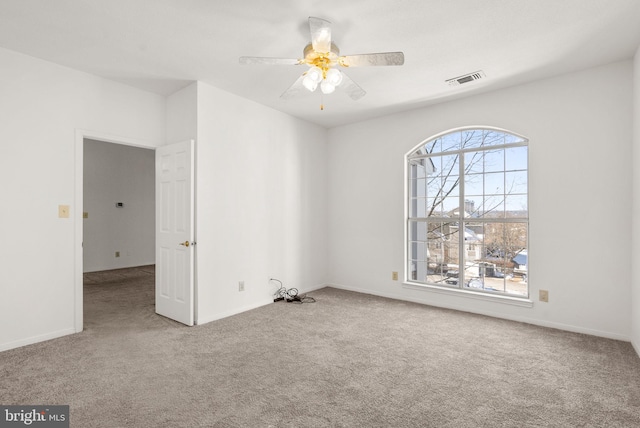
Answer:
[
  {"left": 83, "top": 262, "right": 155, "bottom": 273},
  {"left": 298, "top": 283, "right": 327, "bottom": 294},
  {"left": 327, "top": 283, "right": 631, "bottom": 343},
  {"left": 0, "top": 328, "right": 76, "bottom": 353},
  {"left": 196, "top": 298, "right": 273, "bottom": 325},
  {"left": 196, "top": 283, "right": 327, "bottom": 326}
]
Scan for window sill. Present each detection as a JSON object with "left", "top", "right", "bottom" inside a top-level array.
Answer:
[{"left": 402, "top": 281, "right": 534, "bottom": 308}]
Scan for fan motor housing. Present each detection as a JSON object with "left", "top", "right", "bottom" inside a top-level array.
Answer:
[{"left": 303, "top": 42, "right": 340, "bottom": 66}]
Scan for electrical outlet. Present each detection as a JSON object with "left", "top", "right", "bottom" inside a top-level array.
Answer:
[
  {"left": 115, "top": 251, "right": 120, "bottom": 258},
  {"left": 392, "top": 271, "right": 398, "bottom": 281},
  {"left": 58, "top": 205, "right": 70, "bottom": 218},
  {"left": 539, "top": 289, "right": 549, "bottom": 302},
  {"left": 239, "top": 281, "right": 245, "bottom": 292}
]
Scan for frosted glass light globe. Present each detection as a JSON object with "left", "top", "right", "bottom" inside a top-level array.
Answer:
[
  {"left": 326, "top": 68, "right": 343, "bottom": 86},
  {"left": 321, "top": 80, "right": 336, "bottom": 94}
]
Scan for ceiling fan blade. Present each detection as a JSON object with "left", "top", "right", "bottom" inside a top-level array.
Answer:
[
  {"left": 340, "top": 72, "right": 366, "bottom": 100},
  {"left": 240, "top": 56, "right": 302, "bottom": 65},
  {"left": 280, "top": 74, "right": 307, "bottom": 100},
  {"left": 339, "top": 52, "right": 405, "bottom": 67},
  {"left": 309, "top": 16, "right": 332, "bottom": 53}
]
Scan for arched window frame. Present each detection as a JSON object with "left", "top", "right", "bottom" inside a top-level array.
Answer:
[{"left": 405, "top": 127, "right": 529, "bottom": 298}]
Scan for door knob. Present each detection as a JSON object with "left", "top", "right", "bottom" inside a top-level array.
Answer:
[{"left": 179, "top": 241, "right": 190, "bottom": 247}]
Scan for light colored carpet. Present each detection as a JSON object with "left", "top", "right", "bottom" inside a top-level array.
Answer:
[{"left": 1, "top": 266, "right": 639, "bottom": 427}]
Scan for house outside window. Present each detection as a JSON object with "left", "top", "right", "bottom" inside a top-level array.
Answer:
[{"left": 406, "top": 128, "right": 528, "bottom": 297}]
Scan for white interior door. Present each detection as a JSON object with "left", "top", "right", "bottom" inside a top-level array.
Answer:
[{"left": 155, "top": 140, "right": 195, "bottom": 326}]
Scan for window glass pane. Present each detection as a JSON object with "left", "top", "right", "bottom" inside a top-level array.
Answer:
[
  {"left": 409, "top": 198, "right": 418, "bottom": 217},
  {"left": 505, "top": 194, "right": 528, "bottom": 215},
  {"left": 484, "top": 172, "right": 504, "bottom": 195},
  {"left": 415, "top": 178, "right": 427, "bottom": 197},
  {"left": 464, "top": 197, "right": 482, "bottom": 217},
  {"left": 425, "top": 138, "right": 441, "bottom": 155},
  {"left": 483, "top": 149, "right": 504, "bottom": 173},
  {"left": 504, "top": 133, "right": 526, "bottom": 145},
  {"left": 440, "top": 133, "right": 460, "bottom": 152},
  {"left": 409, "top": 241, "right": 428, "bottom": 265},
  {"left": 484, "top": 223, "right": 505, "bottom": 257},
  {"left": 477, "top": 258, "right": 507, "bottom": 293},
  {"left": 482, "top": 130, "right": 507, "bottom": 147},
  {"left": 465, "top": 151, "right": 484, "bottom": 174},
  {"left": 428, "top": 223, "right": 448, "bottom": 254},
  {"left": 461, "top": 130, "right": 484, "bottom": 149},
  {"left": 442, "top": 176, "right": 460, "bottom": 197},
  {"left": 408, "top": 221, "right": 427, "bottom": 242},
  {"left": 509, "top": 225, "right": 528, "bottom": 295},
  {"left": 482, "top": 222, "right": 527, "bottom": 295},
  {"left": 408, "top": 162, "right": 417, "bottom": 178},
  {"left": 505, "top": 171, "right": 527, "bottom": 195},
  {"left": 409, "top": 261, "right": 427, "bottom": 282},
  {"left": 426, "top": 176, "right": 442, "bottom": 199},
  {"left": 426, "top": 222, "right": 459, "bottom": 285},
  {"left": 409, "top": 197, "right": 427, "bottom": 218},
  {"left": 483, "top": 197, "right": 505, "bottom": 218},
  {"left": 427, "top": 174, "right": 460, "bottom": 216},
  {"left": 463, "top": 223, "right": 483, "bottom": 262},
  {"left": 409, "top": 160, "right": 428, "bottom": 178},
  {"left": 507, "top": 223, "right": 527, "bottom": 255},
  {"left": 409, "top": 241, "right": 419, "bottom": 260},
  {"left": 465, "top": 173, "right": 483, "bottom": 196},
  {"left": 426, "top": 198, "right": 441, "bottom": 217},
  {"left": 439, "top": 154, "right": 460, "bottom": 175},
  {"left": 484, "top": 224, "right": 527, "bottom": 259},
  {"left": 408, "top": 178, "right": 417, "bottom": 197},
  {"left": 505, "top": 146, "right": 527, "bottom": 171},
  {"left": 441, "top": 196, "right": 459, "bottom": 214},
  {"left": 442, "top": 224, "right": 461, "bottom": 285},
  {"left": 425, "top": 158, "right": 437, "bottom": 175}
]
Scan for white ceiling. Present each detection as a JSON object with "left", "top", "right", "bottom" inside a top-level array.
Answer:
[{"left": 1, "top": 0, "right": 639, "bottom": 128}]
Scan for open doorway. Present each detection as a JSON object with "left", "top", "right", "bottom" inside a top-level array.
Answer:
[
  {"left": 83, "top": 139, "right": 155, "bottom": 272},
  {"left": 82, "top": 139, "right": 155, "bottom": 328},
  {"left": 74, "top": 131, "right": 196, "bottom": 331}
]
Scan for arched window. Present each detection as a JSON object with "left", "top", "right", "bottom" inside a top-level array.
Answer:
[{"left": 406, "top": 128, "right": 528, "bottom": 297}]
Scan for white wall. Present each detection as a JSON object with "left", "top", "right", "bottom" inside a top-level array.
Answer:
[
  {"left": 166, "top": 82, "right": 197, "bottom": 144},
  {"left": 632, "top": 47, "right": 640, "bottom": 355},
  {"left": 328, "top": 60, "right": 633, "bottom": 340},
  {"left": 83, "top": 139, "right": 155, "bottom": 272},
  {"left": 195, "top": 82, "right": 328, "bottom": 324},
  {"left": 0, "top": 47, "right": 165, "bottom": 351}
]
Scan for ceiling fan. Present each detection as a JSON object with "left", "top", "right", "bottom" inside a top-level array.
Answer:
[{"left": 239, "top": 17, "right": 404, "bottom": 108}]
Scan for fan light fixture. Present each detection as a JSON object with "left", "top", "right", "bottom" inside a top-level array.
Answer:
[
  {"left": 302, "top": 66, "right": 323, "bottom": 91},
  {"left": 303, "top": 60, "right": 343, "bottom": 95},
  {"left": 301, "top": 43, "right": 344, "bottom": 97},
  {"left": 239, "top": 17, "right": 405, "bottom": 110}
]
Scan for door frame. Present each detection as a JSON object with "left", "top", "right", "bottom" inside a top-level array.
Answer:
[{"left": 73, "top": 129, "right": 161, "bottom": 333}]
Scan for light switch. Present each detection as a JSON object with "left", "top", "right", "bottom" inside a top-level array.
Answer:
[{"left": 58, "top": 205, "right": 70, "bottom": 218}]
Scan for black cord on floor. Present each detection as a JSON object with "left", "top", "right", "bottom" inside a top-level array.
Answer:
[{"left": 269, "top": 278, "right": 316, "bottom": 303}]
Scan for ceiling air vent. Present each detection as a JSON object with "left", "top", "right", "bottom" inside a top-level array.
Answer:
[{"left": 446, "top": 70, "right": 486, "bottom": 86}]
